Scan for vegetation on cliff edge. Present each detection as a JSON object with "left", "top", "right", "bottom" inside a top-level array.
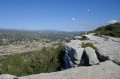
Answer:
[
  {"left": 82, "top": 42, "right": 97, "bottom": 50},
  {"left": 89, "top": 22, "right": 120, "bottom": 37},
  {"left": 0, "top": 44, "right": 65, "bottom": 76}
]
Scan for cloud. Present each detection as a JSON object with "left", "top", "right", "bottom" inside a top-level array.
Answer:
[
  {"left": 108, "top": 20, "right": 118, "bottom": 24},
  {"left": 72, "top": 18, "right": 75, "bottom": 21}
]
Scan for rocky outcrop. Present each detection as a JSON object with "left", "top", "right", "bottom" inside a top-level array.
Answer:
[
  {"left": 64, "top": 39, "right": 101, "bottom": 67},
  {"left": 88, "top": 34, "right": 120, "bottom": 64},
  {"left": 84, "top": 47, "right": 99, "bottom": 65},
  {"left": 64, "top": 34, "right": 120, "bottom": 68},
  {"left": 0, "top": 61, "right": 120, "bottom": 79},
  {"left": 64, "top": 40, "right": 84, "bottom": 68}
]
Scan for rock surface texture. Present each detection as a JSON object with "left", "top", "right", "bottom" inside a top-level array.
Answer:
[
  {"left": 64, "top": 40, "right": 84, "bottom": 68},
  {"left": 89, "top": 34, "right": 120, "bottom": 64},
  {"left": 84, "top": 47, "right": 99, "bottom": 65},
  {"left": 0, "top": 34, "right": 120, "bottom": 79},
  {"left": 0, "top": 74, "right": 16, "bottom": 79},
  {"left": 64, "top": 34, "right": 120, "bottom": 67}
]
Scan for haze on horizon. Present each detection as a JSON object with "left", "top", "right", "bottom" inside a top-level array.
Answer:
[{"left": 0, "top": 0, "right": 120, "bottom": 31}]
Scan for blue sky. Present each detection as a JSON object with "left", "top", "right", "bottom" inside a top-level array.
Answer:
[{"left": 0, "top": 0, "right": 120, "bottom": 31}]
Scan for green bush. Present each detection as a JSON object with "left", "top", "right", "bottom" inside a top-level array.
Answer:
[
  {"left": 89, "top": 22, "right": 120, "bottom": 38},
  {"left": 0, "top": 44, "right": 65, "bottom": 76},
  {"left": 82, "top": 42, "right": 97, "bottom": 50},
  {"left": 79, "top": 32, "right": 86, "bottom": 36},
  {"left": 88, "top": 30, "right": 95, "bottom": 34},
  {"left": 0, "top": 54, "right": 24, "bottom": 76},
  {"left": 79, "top": 38, "right": 84, "bottom": 40}
]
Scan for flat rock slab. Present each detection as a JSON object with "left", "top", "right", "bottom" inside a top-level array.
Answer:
[
  {"left": 0, "top": 74, "right": 17, "bottom": 79},
  {"left": 83, "top": 34, "right": 120, "bottom": 64},
  {"left": 94, "top": 41, "right": 120, "bottom": 63},
  {"left": 18, "top": 61, "right": 120, "bottom": 79}
]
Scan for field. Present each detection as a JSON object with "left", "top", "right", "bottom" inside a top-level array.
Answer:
[{"left": 0, "top": 30, "right": 81, "bottom": 61}]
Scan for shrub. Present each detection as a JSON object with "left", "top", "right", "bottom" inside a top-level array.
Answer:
[
  {"left": 79, "top": 32, "right": 86, "bottom": 36},
  {"left": 79, "top": 38, "right": 84, "bottom": 40},
  {"left": 0, "top": 54, "right": 25, "bottom": 76},
  {"left": 0, "top": 44, "right": 65, "bottom": 76},
  {"left": 88, "top": 22, "right": 120, "bottom": 38},
  {"left": 82, "top": 42, "right": 97, "bottom": 50}
]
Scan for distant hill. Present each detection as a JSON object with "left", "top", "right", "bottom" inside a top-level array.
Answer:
[
  {"left": 89, "top": 22, "right": 120, "bottom": 37},
  {"left": 0, "top": 29, "right": 84, "bottom": 36}
]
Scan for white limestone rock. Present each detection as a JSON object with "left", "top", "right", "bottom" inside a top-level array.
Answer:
[
  {"left": 87, "top": 34, "right": 120, "bottom": 64},
  {"left": 0, "top": 74, "right": 17, "bottom": 79},
  {"left": 73, "top": 36, "right": 82, "bottom": 40},
  {"left": 84, "top": 47, "right": 99, "bottom": 65},
  {"left": 64, "top": 40, "right": 84, "bottom": 68}
]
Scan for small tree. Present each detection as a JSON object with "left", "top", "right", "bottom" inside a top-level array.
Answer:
[{"left": 1, "top": 54, "right": 25, "bottom": 76}]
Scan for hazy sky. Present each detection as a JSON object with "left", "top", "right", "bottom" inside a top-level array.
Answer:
[{"left": 0, "top": 0, "right": 120, "bottom": 31}]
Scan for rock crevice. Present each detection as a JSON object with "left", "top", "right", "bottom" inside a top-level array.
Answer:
[{"left": 64, "top": 34, "right": 120, "bottom": 68}]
